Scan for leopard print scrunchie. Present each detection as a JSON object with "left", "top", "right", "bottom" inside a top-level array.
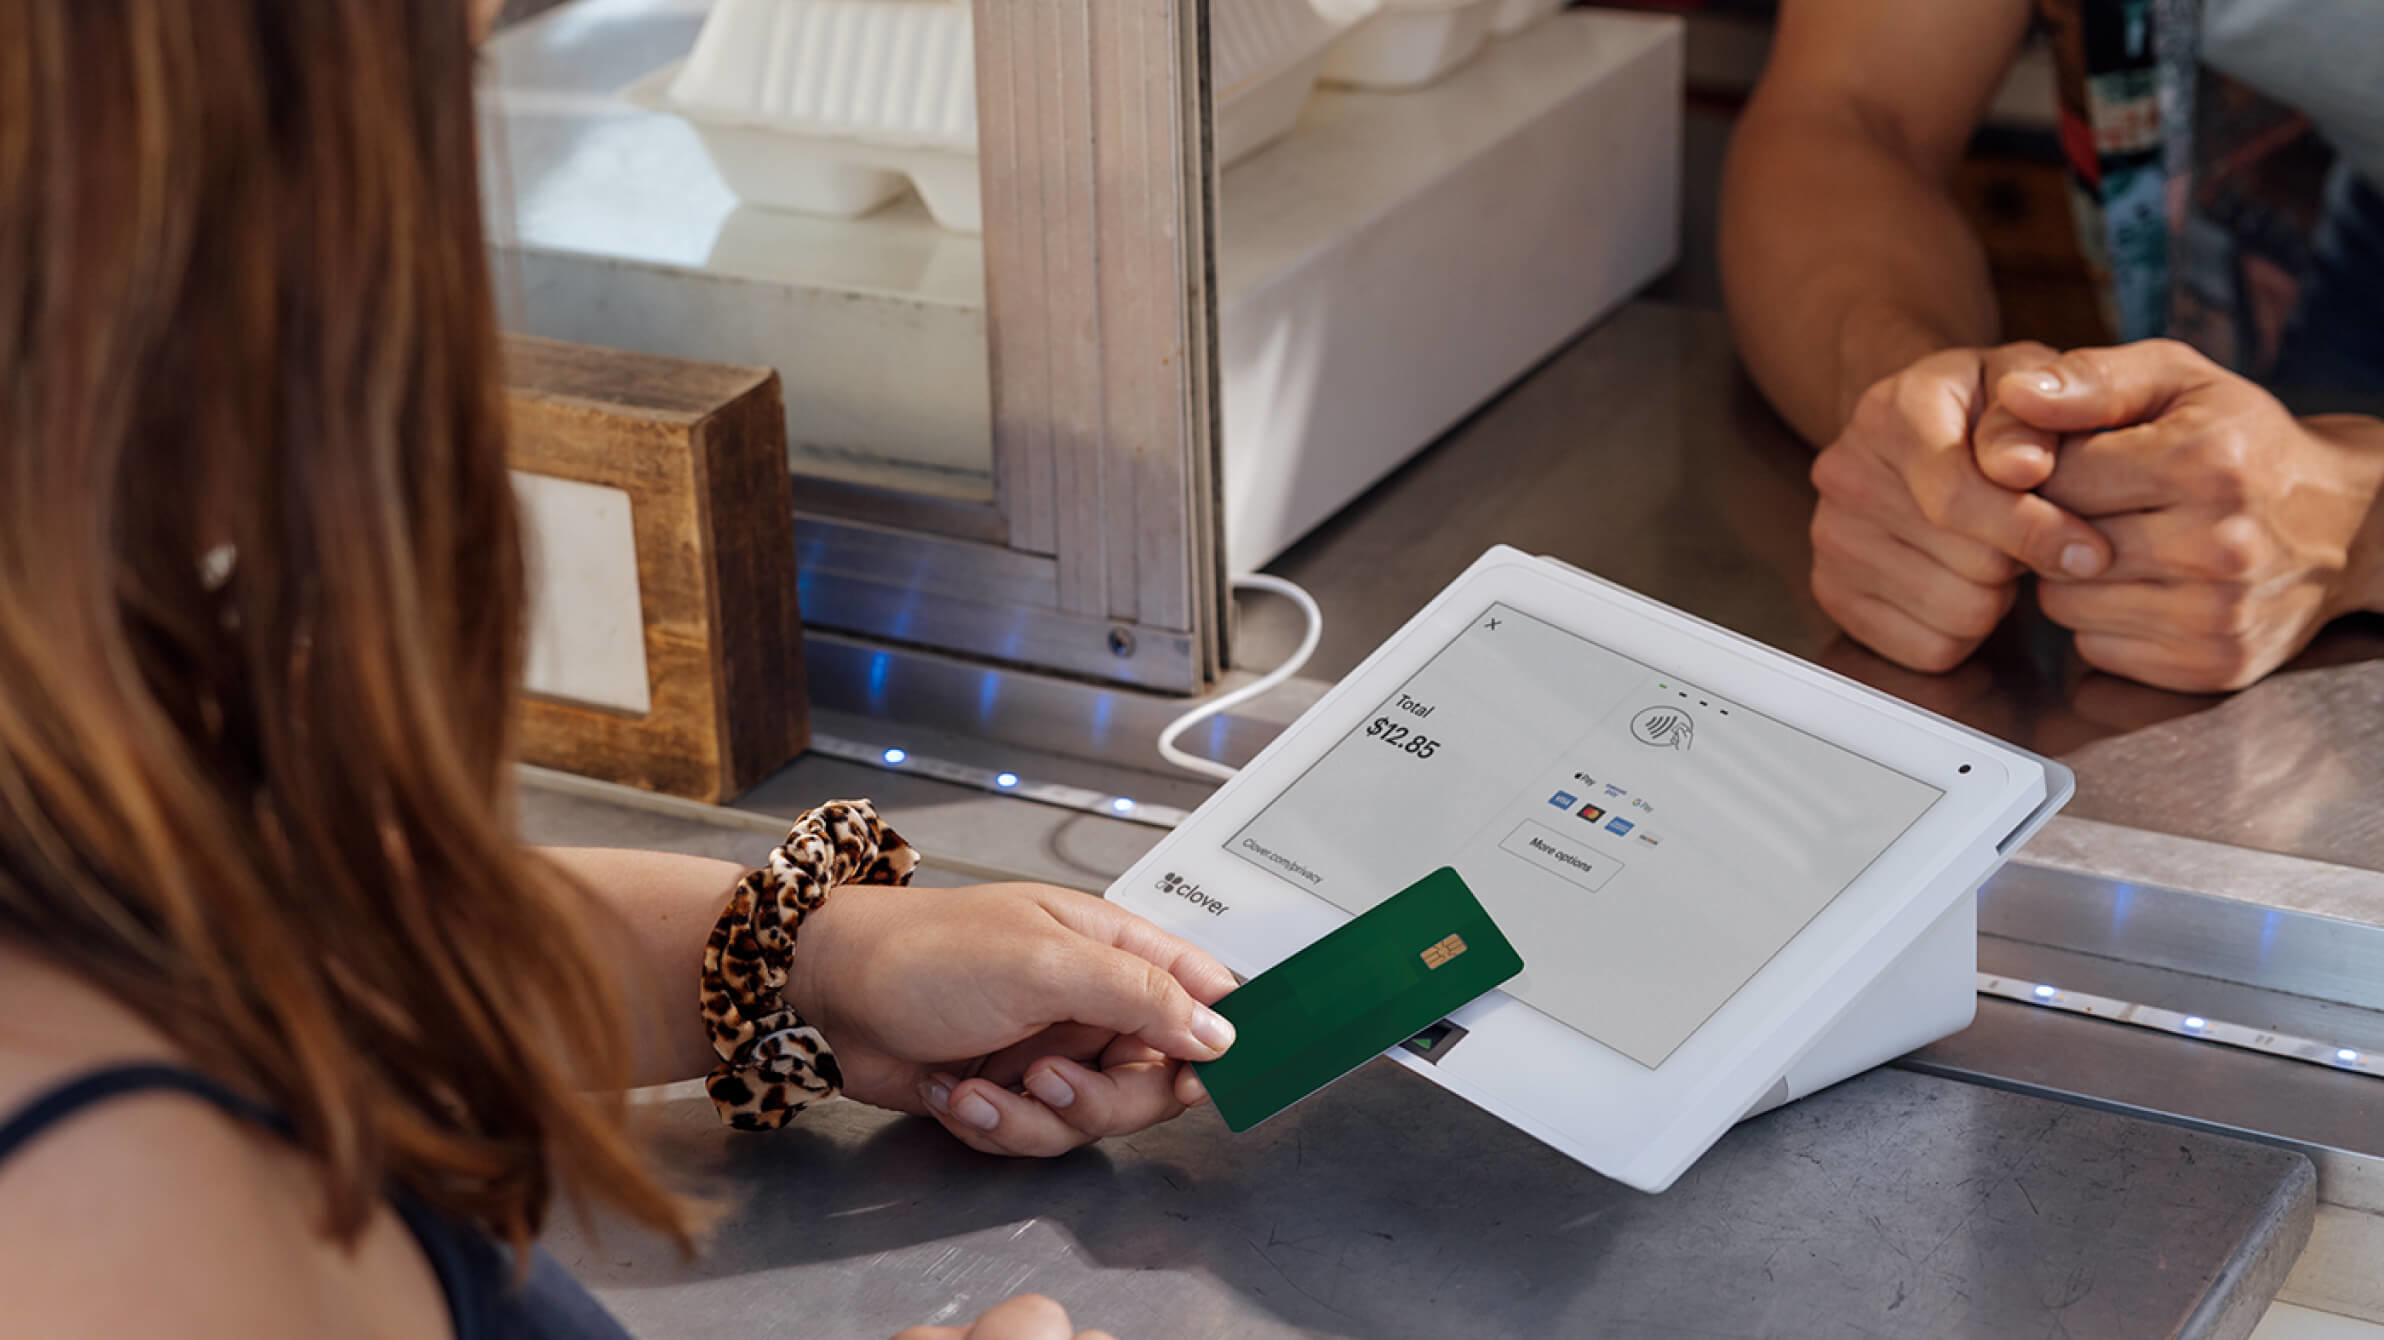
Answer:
[{"left": 700, "top": 799, "right": 918, "bottom": 1129}]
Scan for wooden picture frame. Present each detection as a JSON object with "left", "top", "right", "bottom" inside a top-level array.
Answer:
[{"left": 503, "top": 335, "right": 809, "bottom": 803}]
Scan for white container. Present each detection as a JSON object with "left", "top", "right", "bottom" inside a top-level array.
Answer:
[
  {"left": 637, "top": 0, "right": 1353, "bottom": 231},
  {"left": 665, "top": 0, "right": 975, "bottom": 150},
  {"left": 1212, "top": 0, "right": 1357, "bottom": 167},
  {"left": 645, "top": 0, "right": 984, "bottom": 232},
  {"left": 1491, "top": 0, "right": 1570, "bottom": 36},
  {"left": 1320, "top": 0, "right": 1496, "bottom": 91}
]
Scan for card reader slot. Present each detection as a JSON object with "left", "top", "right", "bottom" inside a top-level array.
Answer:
[{"left": 1402, "top": 1019, "right": 1468, "bottom": 1064}]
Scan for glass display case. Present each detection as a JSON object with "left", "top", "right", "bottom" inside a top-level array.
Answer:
[
  {"left": 482, "top": 0, "right": 1682, "bottom": 707},
  {"left": 485, "top": 0, "right": 1226, "bottom": 692}
]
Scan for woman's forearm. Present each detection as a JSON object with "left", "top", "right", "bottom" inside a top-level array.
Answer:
[{"left": 540, "top": 846, "right": 748, "bottom": 1088}]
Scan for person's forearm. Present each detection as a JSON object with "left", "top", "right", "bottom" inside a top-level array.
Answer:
[
  {"left": 540, "top": 846, "right": 748, "bottom": 1088},
  {"left": 1720, "top": 105, "right": 2003, "bottom": 445}
]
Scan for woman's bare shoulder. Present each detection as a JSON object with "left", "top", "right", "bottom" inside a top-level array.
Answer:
[
  {"left": 0, "top": 1072, "right": 346, "bottom": 1336},
  {"left": 0, "top": 943, "right": 308, "bottom": 1332},
  {"left": 0, "top": 942, "right": 438, "bottom": 1339}
]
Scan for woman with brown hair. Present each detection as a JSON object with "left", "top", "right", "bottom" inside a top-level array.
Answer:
[{"left": 0, "top": 3, "right": 1232, "bottom": 1337}]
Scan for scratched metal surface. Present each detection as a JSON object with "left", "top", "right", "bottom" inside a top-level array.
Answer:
[{"left": 545, "top": 1064, "right": 2312, "bottom": 1339}]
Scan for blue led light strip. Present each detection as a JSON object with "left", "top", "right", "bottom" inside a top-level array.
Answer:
[
  {"left": 808, "top": 733, "right": 1194, "bottom": 831},
  {"left": 1979, "top": 973, "right": 2380, "bottom": 1079}
]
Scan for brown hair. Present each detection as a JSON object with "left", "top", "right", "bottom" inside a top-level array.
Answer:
[{"left": 0, "top": 0, "right": 687, "bottom": 1250}]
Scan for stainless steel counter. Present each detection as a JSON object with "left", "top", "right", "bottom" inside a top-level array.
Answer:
[
  {"left": 546, "top": 1038, "right": 2310, "bottom": 1340},
  {"left": 522, "top": 771, "right": 2320, "bottom": 1339}
]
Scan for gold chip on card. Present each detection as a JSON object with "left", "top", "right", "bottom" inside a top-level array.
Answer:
[{"left": 1420, "top": 933, "right": 1468, "bottom": 969}]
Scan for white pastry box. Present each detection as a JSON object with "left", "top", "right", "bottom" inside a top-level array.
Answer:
[{"left": 483, "top": 1, "right": 1681, "bottom": 573}]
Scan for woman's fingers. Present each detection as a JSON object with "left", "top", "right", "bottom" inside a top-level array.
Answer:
[
  {"left": 919, "top": 1046, "right": 1194, "bottom": 1155},
  {"left": 1176, "top": 1066, "right": 1210, "bottom": 1107},
  {"left": 918, "top": 1072, "right": 1098, "bottom": 1157},
  {"left": 916, "top": 1072, "right": 1048, "bottom": 1155},
  {"left": 1023, "top": 1054, "right": 1189, "bottom": 1140},
  {"left": 975, "top": 1023, "right": 1115, "bottom": 1089}
]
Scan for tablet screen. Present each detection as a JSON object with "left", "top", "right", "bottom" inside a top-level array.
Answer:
[{"left": 1228, "top": 603, "right": 1941, "bottom": 1068}]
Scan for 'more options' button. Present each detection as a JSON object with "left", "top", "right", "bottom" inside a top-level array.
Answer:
[{"left": 1500, "top": 820, "right": 1624, "bottom": 893}]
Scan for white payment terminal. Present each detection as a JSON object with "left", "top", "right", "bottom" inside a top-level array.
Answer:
[{"left": 1110, "top": 547, "right": 2072, "bottom": 1192}]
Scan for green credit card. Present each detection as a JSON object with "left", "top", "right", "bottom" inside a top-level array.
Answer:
[{"left": 1196, "top": 866, "right": 1522, "bottom": 1133}]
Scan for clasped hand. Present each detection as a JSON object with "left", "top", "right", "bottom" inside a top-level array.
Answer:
[{"left": 1810, "top": 338, "right": 2384, "bottom": 692}]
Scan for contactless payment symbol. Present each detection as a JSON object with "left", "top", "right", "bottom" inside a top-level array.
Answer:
[
  {"left": 1632, "top": 706, "right": 1694, "bottom": 750},
  {"left": 1576, "top": 802, "right": 1607, "bottom": 824},
  {"left": 1549, "top": 790, "right": 1578, "bottom": 810}
]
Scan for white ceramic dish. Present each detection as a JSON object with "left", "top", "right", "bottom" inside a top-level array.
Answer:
[
  {"left": 1491, "top": 0, "right": 1570, "bottom": 36},
  {"left": 1321, "top": 0, "right": 1496, "bottom": 91}
]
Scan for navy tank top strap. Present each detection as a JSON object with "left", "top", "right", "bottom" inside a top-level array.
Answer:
[
  {"left": 0, "top": 1061, "right": 290, "bottom": 1163},
  {"left": 0, "top": 1063, "right": 634, "bottom": 1340}
]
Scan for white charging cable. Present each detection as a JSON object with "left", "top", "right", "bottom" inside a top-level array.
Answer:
[{"left": 1156, "top": 573, "right": 1324, "bottom": 782}]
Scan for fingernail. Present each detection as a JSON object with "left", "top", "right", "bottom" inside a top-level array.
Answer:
[
  {"left": 1192, "top": 1006, "right": 1236, "bottom": 1054},
  {"left": 953, "top": 1090, "right": 1001, "bottom": 1131},
  {"left": 1180, "top": 1070, "right": 1210, "bottom": 1106},
  {"left": 2026, "top": 371, "right": 2063, "bottom": 395},
  {"left": 1025, "top": 1068, "right": 1077, "bottom": 1110},
  {"left": 919, "top": 1080, "right": 950, "bottom": 1112},
  {"left": 2060, "top": 544, "right": 2102, "bottom": 577}
]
